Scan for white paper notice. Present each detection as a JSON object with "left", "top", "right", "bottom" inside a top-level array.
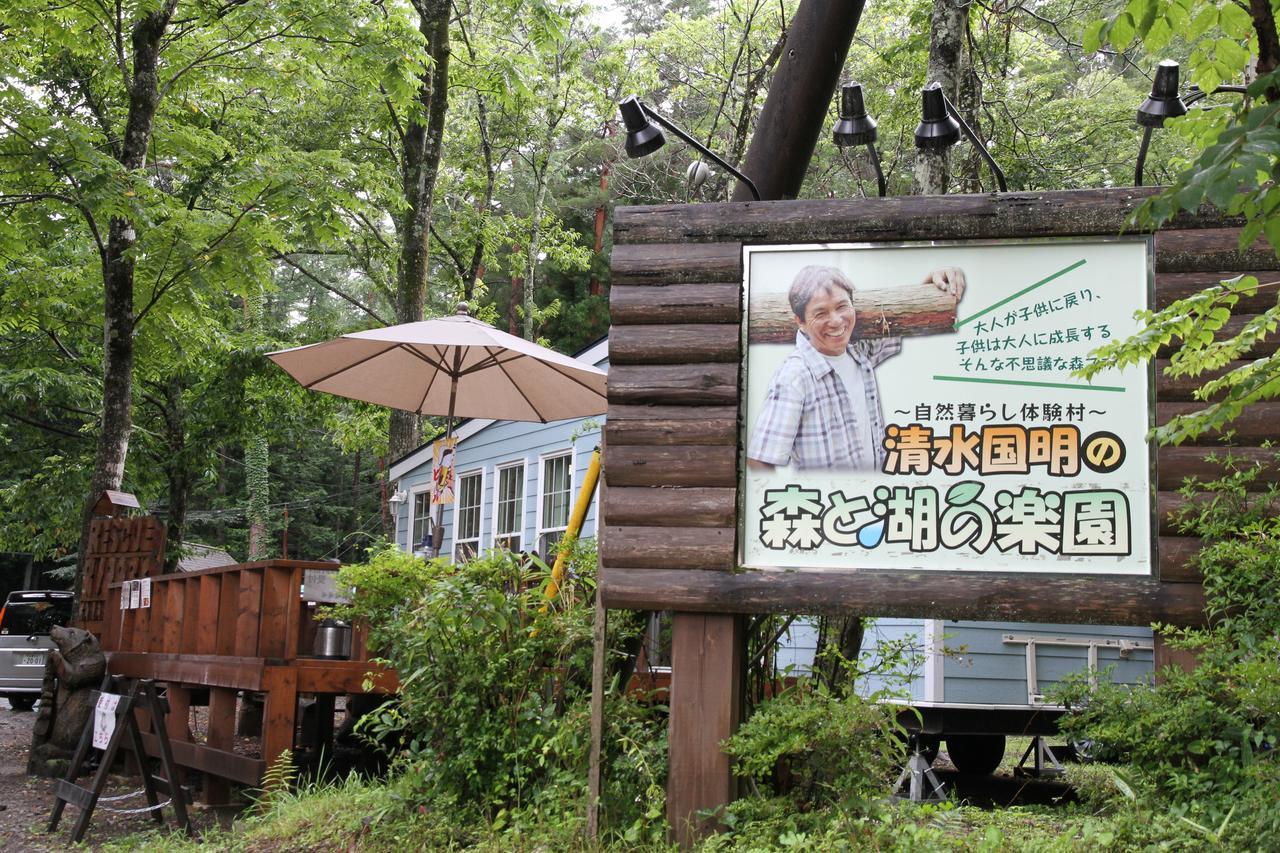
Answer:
[
  {"left": 93, "top": 693, "right": 121, "bottom": 749},
  {"left": 139, "top": 577, "right": 151, "bottom": 608},
  {"left": 128, "top": 580, "right": 140, "bottom": 609}
]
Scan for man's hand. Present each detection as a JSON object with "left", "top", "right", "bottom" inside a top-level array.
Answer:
[{"left": 923, "top": 267, "right": 966, "bottom": 301}]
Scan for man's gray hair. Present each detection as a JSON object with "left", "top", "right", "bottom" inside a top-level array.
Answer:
[{"left": 788, "top": 265, "right": 856, "bottom": 320}]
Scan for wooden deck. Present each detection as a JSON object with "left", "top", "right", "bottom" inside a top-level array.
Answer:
[{"left": 101, "top": 559, "right": 397, "bottom": 803}]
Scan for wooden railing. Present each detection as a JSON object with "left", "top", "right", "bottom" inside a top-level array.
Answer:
[{"left": 102, "top": 559, "right": 395, "bottom": 804}]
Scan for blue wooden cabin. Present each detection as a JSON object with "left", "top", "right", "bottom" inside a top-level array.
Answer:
[{"left": 390, "top": 338, "right": 607, "bottom": 562}]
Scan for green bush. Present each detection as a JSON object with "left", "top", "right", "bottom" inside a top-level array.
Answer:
[
  {"left": 327, "top": 541, "right": 444, "bottom": 650},
  {"left": 723, "top": 679, "right": 903, "bottom": 811},
  {"left": 1053, "top": 458, "right": 1280, "bottom": 847},
  {"left": 335, "top": 538, "right": 666, "bottom": 843}
]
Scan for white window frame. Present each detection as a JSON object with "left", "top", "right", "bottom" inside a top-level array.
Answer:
[
  {"left": 535, "top": 448, "right": 576, "bottom": 557},
  {"left": 491, "top": 460, "right": 527, "bottom": 553},
  {"left": 408, "top": 483, "right": 433, "bottom": 553},
  {"left": 451, "top": 467, "right": 486, "bottom": 562}
]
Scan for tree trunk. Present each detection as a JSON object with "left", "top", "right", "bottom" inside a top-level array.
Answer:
[
  {"left": 388, "top": 0, "right": 451, "bottom": 463},
  {"left": 160, "top": 377, "right": 190, "bottom": 572},
  {"left": 73, "top": 0, "right": 178, "bottom": 616},
  {"left": 731, "top": 0, "right": 866, "bottom": 201},
  {"left": 913, "top": 0, "right": 969, "bottom": 195},
  {"left": 521, "top": 156, "right": 551, "bottom": 340},
  {"left": 245, "top": 433, "right": 270, "bottom": 560}
]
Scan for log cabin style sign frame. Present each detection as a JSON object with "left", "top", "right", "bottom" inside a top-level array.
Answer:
[{"left": 601, "top": 188, "right": 1280, "bottom": 628}]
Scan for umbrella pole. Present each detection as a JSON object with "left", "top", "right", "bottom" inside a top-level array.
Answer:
[{"left": 430, "top": 367, "right": 461, "bottom": 560}]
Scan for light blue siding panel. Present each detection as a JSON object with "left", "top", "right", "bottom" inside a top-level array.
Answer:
[
  {"left": 860, "top": 619, "right": 928, "bottom": 702},
  {"left": 943, "top": 620, "right": 1154, "bottom": 705}
]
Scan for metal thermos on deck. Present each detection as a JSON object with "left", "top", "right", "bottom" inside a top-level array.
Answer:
[{"left": 313, "top": 619, "right": 352, "bottom": 660}]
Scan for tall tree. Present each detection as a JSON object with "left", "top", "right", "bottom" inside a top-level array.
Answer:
[
  {"left": 388, "top": 0, "right": 452, "bottom": 460},
  {"left": 0, "top": 0, "right": 420, "bottom": 590},
  {"left": 914, "top": 0, "right": 970, "bottom": 193}
]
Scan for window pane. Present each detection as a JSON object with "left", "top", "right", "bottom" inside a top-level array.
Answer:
[
  {"left": 412, "top": 492, "right": 432, "bottom": 548},
  {"left": 496, "top": 463, "right": 524, "bottom": 551},
  {"left": 457, "top": 472, "right": 482, "bottom": 542},
  {"left": 541, "top": 454, "right": 572, "bottom": 531}
]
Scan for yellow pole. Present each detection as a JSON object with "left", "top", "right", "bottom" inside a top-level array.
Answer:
[{"left": 544, "top": 447, "right": 601, "bottom": 603}]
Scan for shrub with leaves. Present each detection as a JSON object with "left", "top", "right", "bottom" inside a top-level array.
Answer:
[
  {"left": 1054, "top": 457, "right": 1280, "bottom": 846},
  {"left": 724, "top": 656, "right": 904, "bottom": 812},
  {"left": 341, "top": 538, "right": 663, "bottom": 842},
  {"left": 326, "top": 542, "right": 443, "bottom": 650}
]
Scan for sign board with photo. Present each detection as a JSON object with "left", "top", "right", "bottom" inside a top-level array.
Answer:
[
  {"left": 741, "top": 239, "right": 1153, "bottom": 576},
  {"left": 597, "top": 188, "right": 1278, "bottom": 626}
]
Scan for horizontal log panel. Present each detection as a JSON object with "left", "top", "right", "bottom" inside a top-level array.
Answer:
[
  {"left": 1159, "top": 490, "right": 1279, "bottom": 537},
  {"left": 1158, "top": 401, "right": 1280, "bottom": 444},
  {"left": 609, "top": 324, "right": 740, "bottom": 364},
  {"left": 601, "top": 526, "right": 735, "bottom": 570},
  {"left": 611, "top": 242, "right": 741, "bottom": 285},
  {"left": 1158, "top": 536, "right": 1202, "bottom": 583},
  {"left": 599, "top": 567, "right": 1205, "bottom": 626},
  {"left": 292, "top": 660, "right": 398, "bottom": 693},
  {"left": 604, "top": 486, "right": 737, "bottom": 528},
  {"left": 1156, "top": 315, "right": 1279, "bottom": 358},
  {"left": 612, "top": 188, "right": 1225, "bottom": 244},
  {"left": 608, "top": 403, "right": 738, "bottom": 421},
  {"left": 106, "top": 652, "right": 266, "bottom": 692},
  {"left": 604, "top": 445, "right": 736, "bottom": 487},
  {"left": 1154, "top": 359, "right": 1250, "bottom": 401},
  {"left": 130, "top": 732, "right": 266, "bottom": 787},
  {"left": 1155, "top": 271, "right": 1280, "bottom": 312},
  {"left": 609, "top": 363, "right": 739, "bottom": 405},
  {"left": 1155, "top": 228, "right": 1280, "bottom": 273},
  {"left": 611, "top": 283, "right": 742, "bottom": 324},
  {"left": 1157, "top": 446, "right": 1280, "bottom": 489},
  {"left": 604, "top": 412, "right": 737, "bottom": 446},
  {"left": 748, "top": 284, "right": 956, "bottom": 344}
]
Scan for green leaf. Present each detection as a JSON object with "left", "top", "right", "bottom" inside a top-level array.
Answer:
[
  {"left": 1262, "top": 216, "right": 1280, "bottom": 251},
  {"left": 1189, "top": 5, "right": 1219, "bottom": 37},
  {"left": 1111, "top": 12, "right": 1136, "bottom": 46},
  {"left": 1145, "top": 17, "right": 1173, "bottom": 50},
  {"left": 1218, "top": 1, "right": 1253, "bottom": 38},
  {"left": 1082, "top": 19, "right": 1106, "bottom": 53}
]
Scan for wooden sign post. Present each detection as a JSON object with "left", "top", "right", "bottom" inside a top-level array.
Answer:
[{"left": 601, "top": 188, "right": 1277, "bottom": 845}]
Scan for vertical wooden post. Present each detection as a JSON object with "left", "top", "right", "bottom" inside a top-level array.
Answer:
[
  {"left": 1154, "top": 633, "right": 1198, "bottom": 679},
  {"left": 261, "top": 667, "right": 298, "bottom": 771},
  {"left": 204, "top": 687, "right": 237, "bottom": 806},
  {"left": 667, "top": 612, "right": 743, "bottom": 848},
  {"left": 586, "top": 596, "right": 607, "bottom": 841},
  {"left": 164, "top": 685, "right": 192, "bottom": 787}
]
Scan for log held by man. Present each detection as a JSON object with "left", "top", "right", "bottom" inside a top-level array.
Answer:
[{"left": 748, "top": 284, "right": 959, "bottom": 344}]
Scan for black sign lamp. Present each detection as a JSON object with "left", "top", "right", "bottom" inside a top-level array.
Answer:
[
  {"left": 617, "top": 95, "right": 762, "bottom": 201},
  {"left": 1134, "top": 60, "right": 1245, "bottom": 185},
  {"left": 913, "top": 82, "right": 1008, "bottom": 192},
  {"left": 832, "top": 82, "right": 886, "bottom": 197}
]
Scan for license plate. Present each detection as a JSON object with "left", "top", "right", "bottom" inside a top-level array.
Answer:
[{"left": 17, "top": 652, "right": 44, "bottom": 667}]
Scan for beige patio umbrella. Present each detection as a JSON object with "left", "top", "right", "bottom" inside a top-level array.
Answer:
[{"left": 268, "top": 304, "right": 607, "bottom": 554}]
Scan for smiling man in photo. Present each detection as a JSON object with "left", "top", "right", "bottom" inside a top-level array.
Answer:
[{"left": 747, "top": 264, "right": 966, "bottom": 471}]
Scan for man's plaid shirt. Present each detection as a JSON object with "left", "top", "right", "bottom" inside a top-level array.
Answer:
[{"left": 748, "top": 330, "right": 902, "bottom": 470}]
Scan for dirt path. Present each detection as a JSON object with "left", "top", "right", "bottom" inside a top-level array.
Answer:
[{"left": 0, "top": 698, "right": 214, "bottom": 850}]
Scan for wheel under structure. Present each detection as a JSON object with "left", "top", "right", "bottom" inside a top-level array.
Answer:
[
  {"left": 945, "top": 734, "right": 1007, "bottom": 776},
  {"left": 6, "top": 695, "right": 36, "bottom": 712}
]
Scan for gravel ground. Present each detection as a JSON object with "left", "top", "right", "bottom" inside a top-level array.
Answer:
[{"left": 0, "top": 698, "right": 219, "bottom": 850}]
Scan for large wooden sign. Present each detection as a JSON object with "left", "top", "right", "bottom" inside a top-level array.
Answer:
[{"left": 600, "top": 189, "right": 1280, "bottom": 626}]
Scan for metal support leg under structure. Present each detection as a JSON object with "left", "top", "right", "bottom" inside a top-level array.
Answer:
[
  {"left": 891, "top": 751, "right": 948, "bottom": 803},
  {"left": 1014, "top": 736, "right": 1065, "bottom": 778}
]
